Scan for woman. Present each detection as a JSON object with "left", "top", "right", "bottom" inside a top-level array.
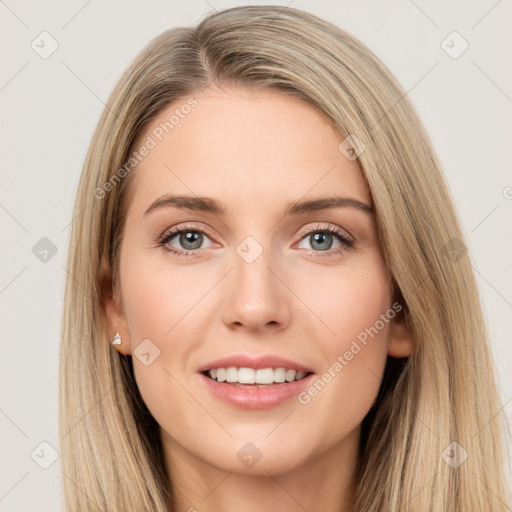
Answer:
[{"left": 59, "top": 5, "right": 509, "bottom": 511}]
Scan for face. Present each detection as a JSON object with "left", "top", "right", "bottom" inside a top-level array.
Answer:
[{"left": 106, "top": 86, "right": 413, "bottom": 476}]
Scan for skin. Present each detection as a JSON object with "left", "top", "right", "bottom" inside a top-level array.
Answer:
[{"left": 104, "top": 86, "right": 414, "bottom": 512}]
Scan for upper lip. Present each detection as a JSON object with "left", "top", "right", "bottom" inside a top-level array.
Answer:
[{"left": 198, "top": 354, "right": 315, "bottom": 374}]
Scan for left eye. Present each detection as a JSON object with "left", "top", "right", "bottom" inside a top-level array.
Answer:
[
  {"left": 296, "top": 231, "right": 344, "bottom": 252},
  {"left": 160, "top": 229, "right": 214, "bottom": 252}
]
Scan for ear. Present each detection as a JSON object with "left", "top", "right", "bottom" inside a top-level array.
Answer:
[
  {"left": 386, "top": 305, "right": 414, "bottom": 358},
  {"left": 100, "top": 253, "right": 132, "bottom": 356}
]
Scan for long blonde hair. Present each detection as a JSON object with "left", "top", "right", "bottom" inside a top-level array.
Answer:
[{"left": 60, "top": 5, "right": 509, "bottom": 510}]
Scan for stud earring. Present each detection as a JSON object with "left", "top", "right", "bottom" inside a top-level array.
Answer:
[{"left": 112, "top": 332, "right": 122, "bottom": 345}]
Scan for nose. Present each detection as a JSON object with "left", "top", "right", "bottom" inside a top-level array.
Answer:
[{"left": 222, "top": 244, "right": 291, "bottom": 333}]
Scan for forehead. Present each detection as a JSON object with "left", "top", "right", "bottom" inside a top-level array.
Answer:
[{"left": 126, "top": 87, "right": 370, "bottom": 217}]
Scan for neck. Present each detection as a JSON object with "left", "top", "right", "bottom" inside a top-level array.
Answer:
[{"left": 161, "top": 428, "right": 359, "bottom": 512}]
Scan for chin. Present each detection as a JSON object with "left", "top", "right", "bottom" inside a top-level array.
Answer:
[{"left": 195, "top": 434, "right": 314, "bottom": 476}]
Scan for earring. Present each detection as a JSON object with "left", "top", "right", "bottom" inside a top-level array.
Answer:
[{"left": 112, "top": 332, "right": 122, "bottom": 345}]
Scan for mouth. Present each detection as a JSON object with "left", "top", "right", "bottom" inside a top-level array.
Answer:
[
  {"left": 199, "top": 368, "right": 315, "bottom": 409},
  {"left": 197, "top": 354, "right": 315, "bottom": 409},
  {"left": 201, "top": 367, "right": 314, "bottom": 387}
]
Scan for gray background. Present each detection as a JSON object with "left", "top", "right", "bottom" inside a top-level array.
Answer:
[{"left": 1, "top": 0, "right": 511, "bottom": 509}]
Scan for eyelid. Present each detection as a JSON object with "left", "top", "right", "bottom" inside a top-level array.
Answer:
[
  {"left": 159, "top": 222, "right": 353, "bottom": 242},
  {"left": 295, "top": 222, "right": 354, "bottom": 243},
  {"left": 159, "top": 222, "right": 217, "bottom": 242}
]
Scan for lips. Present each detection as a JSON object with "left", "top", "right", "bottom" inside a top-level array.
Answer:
[{"left": 197, "top": 354, "right": 315, "bottom": 409}]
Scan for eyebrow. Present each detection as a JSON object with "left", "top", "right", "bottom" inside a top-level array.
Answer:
[{"left": 143, "top": 194, "right": 374, "bottom": 217}]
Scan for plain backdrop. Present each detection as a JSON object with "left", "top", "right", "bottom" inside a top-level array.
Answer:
[{"left": 0, "top": 1, "right": 511, "bottom": 509}]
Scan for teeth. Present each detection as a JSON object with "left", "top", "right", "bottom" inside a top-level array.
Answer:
[
  {"left": 206, "top": 367, "right": 310, "bottom": 384},
  {"left": 256, "top": 368, "right": 274, "bottom": 384},
  {"left": 274, "top": 368, "right": 286, "bottom": 383},
  {"left": 239, "top": 367, "right": 256, "bottom": 384},
  {"left": 285, "top": 369, "right": 296, "bottom": 382},
  {"left": 226, "top": 367, "right": 238, "bottom": 383}
]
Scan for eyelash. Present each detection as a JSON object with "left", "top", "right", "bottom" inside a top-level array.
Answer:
[{"left": 157, "top": 222, "right": 355, "bottom": 258}]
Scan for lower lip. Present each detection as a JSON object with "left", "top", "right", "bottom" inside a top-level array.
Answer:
[{"left": 199, "top": 372, "right": 314, "bottom": 410}]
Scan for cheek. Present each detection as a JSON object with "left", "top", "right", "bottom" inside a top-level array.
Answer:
[
  {"left": 120, "top": 248, "right": 209, "bottom": 339},
  {"left": 295, "top": 253, "right": 391, "bottom": 428},
  {"left": 118, "top": 249, "right": 212, "bottom": 425},
  {"left": 301, "top": 250, "right": 391, "bottom": 347}
]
